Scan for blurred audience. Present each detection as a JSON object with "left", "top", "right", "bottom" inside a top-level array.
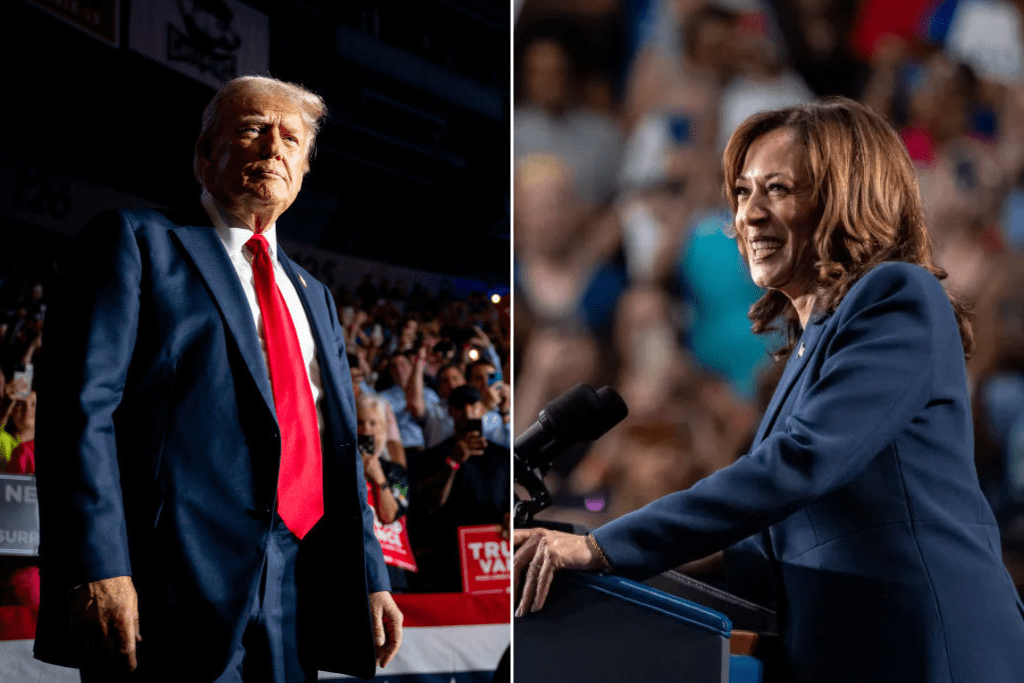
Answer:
[
  {"left": 514, "top": 0, "right": 1024, "bottom": 596},
  {"left": 0, "top": 247, "right": 510, "bottom": 599}
]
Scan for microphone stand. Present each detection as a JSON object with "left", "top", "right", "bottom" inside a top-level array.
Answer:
[{"left": 513, "top": 450, "right": 586, "bottom": 534}]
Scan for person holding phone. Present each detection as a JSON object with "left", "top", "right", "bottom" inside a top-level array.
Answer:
[
  {"left": 357, "top": 394, "right": 415, "bottom": 591},
  {"left": 466, "top": 359, "right": 511, "bottom": 448},
  {"left": 412, "top": 385, "right": 510, "bottom": 591}
]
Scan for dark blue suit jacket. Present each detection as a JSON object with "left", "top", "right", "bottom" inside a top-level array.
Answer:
[
  {"left": 593, "top": 263, "right": 1024, "bottom": 682},
  {"left": 34, "top": 208, "right": 389, "bottom": 680}
]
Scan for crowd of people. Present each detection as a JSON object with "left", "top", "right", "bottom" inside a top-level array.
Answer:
[
  {"left": 0, "top": 254, "right": 511, "bottom": 635},
  {"left": 513, "top": 0, "right": 1024, "bottom": 593},
  {"left": 336, "top": 279, "right": 512, "bottom": 592},
  {"left": 0, "top": 262, "right": 44, "bottom": 621}
]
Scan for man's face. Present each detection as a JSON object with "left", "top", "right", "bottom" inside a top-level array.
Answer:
[
  {"left": 200, "top": 91, "right": 310, "bottom": 230},
  {"left": 451, "top": 400, "right": 485, "bottom": 433},
  {"left": 468, "top": 363, "right": 496, "bottom": 396},
  {"left": 349, "top": 365, "right": 365, "bottom": 395},
  {"left": 437, "top": 366, "right": 466, "bottom": 400},
  {"left": 390, "top": 354, "right": 413, "bottom": 386}
]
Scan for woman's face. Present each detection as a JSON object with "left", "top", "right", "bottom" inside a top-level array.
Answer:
[
  {"left": 357, "top": 408, "right": 384, "bottom": 442},
  {"left": 733, "top": 127, "right": 820, "bottom": 300}
]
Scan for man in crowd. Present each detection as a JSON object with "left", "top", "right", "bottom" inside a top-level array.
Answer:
[
  {"left": 413, "top": 386, "right": 510, "bottom": 591},
  {"left": 35, "top": 76, "right": 401, "bottom": 682},
  {"left": 379, "top": 349, "right": 440, "bottom": 456},
  {"left": 422, "top": 362, "right": 467, "bottom": 448},
  {"left": 466, "top": 359, "right": 511, "bottom": 448}
]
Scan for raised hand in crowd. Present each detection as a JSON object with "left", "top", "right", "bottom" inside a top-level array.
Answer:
[{"left": 468, "top": 324, "right": 495, "bottom": 353}]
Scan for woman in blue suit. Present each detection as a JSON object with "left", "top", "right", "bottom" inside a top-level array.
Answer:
[{"left": 514, "top": 98, "right": 1024, "bottom": 682}]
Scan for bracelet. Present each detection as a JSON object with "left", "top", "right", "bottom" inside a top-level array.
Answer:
[
  {"left": 586, "top": 533, "right": 611, "bottom": 571},
  {"left": 445, "top": 457, "right": 461, "bottom": 471}
]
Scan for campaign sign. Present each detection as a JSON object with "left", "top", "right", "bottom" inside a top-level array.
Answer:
[
  {"left": 374, "top": 516, "right": 419, "bottom": 572},
  {"left": 0, "top": 474, "right": 39, "bottom": 557},
  {"left": 458, "top": 524, "right": 511, "bottom": 595},
  {"left": 366, "top": 482, "right": 418, "bottom": 572}
]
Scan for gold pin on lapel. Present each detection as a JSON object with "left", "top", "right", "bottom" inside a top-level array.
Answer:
[{"left": 298, "top": 274, "right": 307, "bottom": 288}]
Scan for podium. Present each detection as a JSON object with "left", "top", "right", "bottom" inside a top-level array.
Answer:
[{"left": 514, "top": 570, "right": 770, "bottom": 683}]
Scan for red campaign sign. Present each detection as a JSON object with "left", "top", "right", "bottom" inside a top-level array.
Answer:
[
  {"left": 367, "top": 483, "right": 418, "bottom": 572},
  {"left": 458, "top": 525, "right": 511, "bottom": 595}
]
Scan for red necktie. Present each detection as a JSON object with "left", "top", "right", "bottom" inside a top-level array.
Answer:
[{"left": 246, "top": 234, "right": 323, "bottom": 538}]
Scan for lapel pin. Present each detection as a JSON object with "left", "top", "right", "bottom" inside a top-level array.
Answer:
[
  {"left": 797, "top": 343, "right": 805, "bottom": 358},
  {"left": 298, "top": 274, "right": 307, "bottom": 288}
]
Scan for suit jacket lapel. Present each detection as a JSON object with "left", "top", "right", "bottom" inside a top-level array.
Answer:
[
  {"left": 753, "top": 320, "right": 825, "bottom": 444},
  {"left": 277, "top": 254, "right": 335, "bottom": 376},
  {"left": 170, "top": 224, "right": 277, "bottom": 416},
  {"left": 277, "top": 252, "right": 358, "bottom": 452}
]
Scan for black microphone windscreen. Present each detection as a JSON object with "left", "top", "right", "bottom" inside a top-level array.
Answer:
[
  {"left": 541, "top": 384, "right": 605, "bottom": 443},
  {"left": 595, "top": 386, "right": 629, "bottom": 437}
]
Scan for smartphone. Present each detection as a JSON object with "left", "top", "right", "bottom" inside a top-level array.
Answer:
[
  {"left": 357, "top": 434, "right": 375, "bottom": 455},
  {"left": 466, "top": 418, "right": 482, "bottom": 434},
  {"left": 12, "top": 367, "right": 33, "bottom": 398},
  {"left": 487, "top": 372, "right": 499, "bottom": 387}
]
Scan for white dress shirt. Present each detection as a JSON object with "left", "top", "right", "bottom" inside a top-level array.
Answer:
[{"left": 201, "top": 190, "right": 326, "bottom": 433}]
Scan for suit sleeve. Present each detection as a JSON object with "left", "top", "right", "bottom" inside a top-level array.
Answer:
[
  {"left": 593, "top": 265, "right": 945, "bottom": 578},
  {"left": 36, "top": 210, "right": 141, "bottom": 588},
  {"left": 323, "top": 286, "right": 391, "bottom": 593}
]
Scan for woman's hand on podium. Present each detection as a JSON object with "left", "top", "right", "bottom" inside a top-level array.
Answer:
[{"left": 513, "top": 528, "right": 606, "bottom": 617}]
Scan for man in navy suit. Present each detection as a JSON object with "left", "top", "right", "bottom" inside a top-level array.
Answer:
[{"left": 34, "top": 76, "right": 402, "bottom": 682}]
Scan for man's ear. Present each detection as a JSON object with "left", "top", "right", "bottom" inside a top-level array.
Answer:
[{"left": 197, "top": 151, "right": 213, "bottom": 185}]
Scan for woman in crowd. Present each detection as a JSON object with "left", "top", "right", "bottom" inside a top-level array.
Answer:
[
  {"left": 514, "top": 98, "right": 1024, "bottom": 682},
  {"left": 357, "top": 393, "right": 415, "bottom": 591}
]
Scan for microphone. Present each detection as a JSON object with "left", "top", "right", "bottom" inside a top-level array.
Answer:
[
  {"left": 513, "top": 384, "right": 628, "bottom": 525},
  {"left": 514, "top": 384, "right": 628, "bottom": 474}
]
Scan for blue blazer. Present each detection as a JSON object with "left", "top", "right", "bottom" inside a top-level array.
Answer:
[
  {"left": 34, "top": 208, "right": 389, "bottom": 680},
  {"left": 593, "top": 263, "right": 1024, "bottom": 682}
]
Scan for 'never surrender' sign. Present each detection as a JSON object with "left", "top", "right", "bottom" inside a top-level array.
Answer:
[{"left": 0, "top": 474, "right": 39, "bottom": 556}]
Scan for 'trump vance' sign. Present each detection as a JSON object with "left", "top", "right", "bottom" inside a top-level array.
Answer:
[
  {"left": 0, "top": 474, "right": 40, "bottom": 556},
  {"left": 458, "top": 524, "right": 511, "bottom": 595}
]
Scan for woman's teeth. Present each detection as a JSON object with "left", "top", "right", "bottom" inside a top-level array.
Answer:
[{"left": 751, "top": 238, "right": 783, "bottom": 258}]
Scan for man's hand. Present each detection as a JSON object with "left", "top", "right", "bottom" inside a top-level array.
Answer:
[
  {"left": 68, "top": 575, "right": 142, "bottom": 671},
  {"left": 513, "top": 528, "right": 603, "bottom": 617},
  {"left": 452, "top": 431, "right": 486, "bottom": 464},
  {"left": 494, "top": 382, "right": 511, "bottom": 419},
  {"left": 369, "top": 590, "right": 403, "bottom": 668}
]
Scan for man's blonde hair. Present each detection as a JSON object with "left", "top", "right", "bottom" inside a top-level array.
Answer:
[{"left": 193, "top": 76, "right": 327, "bottom": 183}]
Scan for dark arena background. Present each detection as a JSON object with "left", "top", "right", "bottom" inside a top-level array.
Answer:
[{"left": 1, "top": 1, "right": 510, "bottom": 681}]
